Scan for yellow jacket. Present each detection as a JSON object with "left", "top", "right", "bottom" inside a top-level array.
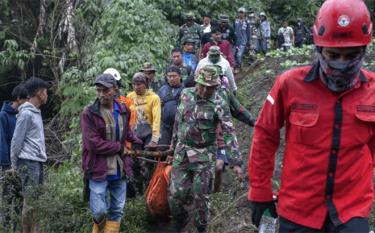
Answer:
[{"left": 127, "top": 90, "right": 161, "bottom": 143}]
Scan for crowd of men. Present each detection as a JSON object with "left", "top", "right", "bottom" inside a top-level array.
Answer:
[
  {"left": 1, "top": 0, "right": 375, "bottom": 233},
  {"left": 178, "top": 8, "right": 312, "bottom": 74}
]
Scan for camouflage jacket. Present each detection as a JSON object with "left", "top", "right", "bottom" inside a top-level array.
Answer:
[
  {"left": 171, "top": 87, "right": 241, "bottom": 166},
  {"left": 218, "top": 87, "right": 255, "bottom": 126},
  {"left": 177, "top": 23, "right": 202, "bottom": 51}
]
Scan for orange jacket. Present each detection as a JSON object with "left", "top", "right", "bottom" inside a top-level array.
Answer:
[
  {"left": 117, "top": 95, "right": 136, "bottom": 148},
  {"left": 117, "top": 96, "right": 136, "bottom": 128}
]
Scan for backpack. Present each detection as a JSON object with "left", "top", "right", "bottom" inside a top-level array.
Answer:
[{"left": 158, "top": 85, "right": 183, "bottom": 126}]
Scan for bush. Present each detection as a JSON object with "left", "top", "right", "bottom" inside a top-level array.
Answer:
[{"left": 36, "top": 162, "right": 148, "bottom": 233}]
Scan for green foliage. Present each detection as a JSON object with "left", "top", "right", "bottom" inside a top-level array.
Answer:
[
  {"left": 261, "top": 0, "right": 323, "bottom": 26},
  {"left": 60, "top": 0, "right": 176, "bottom": 118},
  {"left": 34, "top": 162, "right": 148, "bottom": 233},
  {"left": 267, "top": 45, "right": 314, "bottom": 58},
  {"left": 36, "top": 163, "right": 91, "bottom": 233},
  {"left": 0, "top": 40, "right": 30, "bottom": 71},
  {"left": 147, "top": 0, "right": 263, "bottom": 24}
]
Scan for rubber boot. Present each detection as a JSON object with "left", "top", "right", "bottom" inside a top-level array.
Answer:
[
  {"left": 104, "top": 220, "right": 121, "bottom": 233},
  {"left": 92, "top": 218, "right": 105, "bottom": 233}
]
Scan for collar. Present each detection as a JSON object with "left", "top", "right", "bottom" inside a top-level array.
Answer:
[
  {"left": 113, "top": 101, "right": 120, "bottom": 112},
  {"left": 89, "top": 99, "right": 124, "bottom": 117},
  {"left": 304, "top": 62, "right": 368, "bottom": 83}
]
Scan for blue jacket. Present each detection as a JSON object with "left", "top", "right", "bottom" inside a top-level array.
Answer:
[
  {"left": 0, "top": 101, "right": 17, "bottom": 167},
  {"left": 233, "top": 19, "right": 250, "bottom": 46},
  {"left": 157, "top": 85, "right": 183, "bottom": 127}
]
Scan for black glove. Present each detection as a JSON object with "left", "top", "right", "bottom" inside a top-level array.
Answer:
[
  {"left": 249, "top": 201, "right": 277, "bottom": 227},
  {"left": 248, "top": 118, "right": 256, "bottom": 127}
]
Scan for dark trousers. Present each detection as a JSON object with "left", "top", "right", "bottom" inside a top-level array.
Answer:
[
  {"left": 279, "top": 216, "right": 369, "bottom": 233},
  {"left": 158, "top": 124, "right": 173, "bottom": 146},
  {"left": 128, "top": 134, "right": 153, "bottom": 198}
]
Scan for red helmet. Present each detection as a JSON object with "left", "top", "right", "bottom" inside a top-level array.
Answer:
[{"left": 313, "top": 0, "right": 373, "bottom": 47}]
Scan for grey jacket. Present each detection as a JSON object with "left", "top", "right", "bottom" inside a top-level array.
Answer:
[
  {"left": 195, "top": 56, "right": 237, "bottom": 91},
  {"left": 259, "top": 20, "right": 271, "bottom": 39},
  {"left": 11, "top": 102, "right": 47, "bottom": 167}
]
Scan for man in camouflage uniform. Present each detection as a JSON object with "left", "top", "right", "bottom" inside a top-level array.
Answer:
[
  {"left": 168, "top": 66, "right": 244, "bottom": 232},
  {"left": 177, "top": 12, "right": 202, "bottom": 54},
  {"left": 213, "top": 64, "right": 255, "bottom": 192}
]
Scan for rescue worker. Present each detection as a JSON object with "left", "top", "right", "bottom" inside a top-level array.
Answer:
[
  {"left": 212, "top": 65, "right": 255, "bottom": 192},
  {"left": 103, "top": 68, "right": 136, "bottom": 133},
  {"left": 233, "top": 7, "right": 250, "bottom": 74},
  {"left": 256, "top": 12, "right": 271, "bottom": 54},
  {"left": 196, "top": 46, "right": 237, "bottom": 94},
  {"left": 81, "top": 74, "right": 142, "bottom": 233},
  {"left": 168, "top": 66, "right": 244, "bottom": 232},
  {"left": 182, "top": 38, "right": 199, "bottom": 71},
  {"left": 127, "top": 73, "right": 161, "bottom": 195},
  {"left": 140, "top": 62, "right": 163, "bottom": 92},
  {"left": 201, "top": 26, "right": 236, "bottom": 68},
  {"left": 177, "top": 12, "right": 202, "bottom": 54},
  {"left": 157, "top": 65, "right": 184, "bottom": 145},
  {"left": 248, "top": 0, "right": 375, "bottom": 232},
  {"left": 277, "top": 20, "right": 295, "bottom": 51},
  {"left": 294, "top": 18, "right": 311, "bottom": 48},
  {"left": 218, "top": 15, "right": 236, "bottom": 46},
  {"left": 170, "top": 48, "right": 195, "bottom": 88},
  {"left": 248, "top": 13, "right": 258, "bottom": 65},
  {"left": 201, "top": 13, "right": 212, "bottom": 46}
]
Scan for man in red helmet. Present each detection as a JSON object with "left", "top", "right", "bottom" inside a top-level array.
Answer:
[{"left": 247, "top": 0, "right": 374, "bottom": 232}]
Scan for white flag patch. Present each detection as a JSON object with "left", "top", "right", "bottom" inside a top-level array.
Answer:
[{"left": 267, "top": 94, "right": 275, "bottom": 105}]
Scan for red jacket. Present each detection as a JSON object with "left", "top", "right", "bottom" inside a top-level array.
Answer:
[
  {"left": 201, "top": 40, "right": 235, "bottom": 68},
  {"left": 248, "top": 64, "right": 375, "bottom": 229}
]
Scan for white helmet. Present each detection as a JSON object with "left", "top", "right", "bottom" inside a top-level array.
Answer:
[
  {"left": 238, "top": 7, "right": 246, "bottom": 13},
  {"left": 259, "top": 12, "right": 266, "bottom": 17},
  {"left": 103, "top": 68, "right": 121, "bottom": 81}
]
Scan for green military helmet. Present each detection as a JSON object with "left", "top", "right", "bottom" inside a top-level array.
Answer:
[
  {"left": 182, "top": 37, "right": 195, "bottom": 45},
  {"left": 195, "top": 65, "right": 221, "bottom": 87},
  {"left": 140, "top": 62, "right": 156, "bottom": 72},
  {"left": 208, "top": 45, "right": 221, "bottom": 55},
  {"left": 185, "top": 11, "right": 195, "bottom": 20}
]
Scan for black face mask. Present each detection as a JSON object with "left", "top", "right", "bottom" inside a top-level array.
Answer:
[
  {"left": 209, "top": 55, "right": 220, "bottom": 64},
  {"left": 318, "top": 51, "right": 365, "bottom": 92}
]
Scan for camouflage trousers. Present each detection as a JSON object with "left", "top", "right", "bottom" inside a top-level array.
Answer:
[{"left": 168, "top": 154, "right": 214, "bottom": 229}]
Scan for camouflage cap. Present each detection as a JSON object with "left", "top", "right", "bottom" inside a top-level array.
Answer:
[
  {"left": 140, "top": 62, "right": 156, "bottom": 72},
  {"left": 185, "top": 12, "right": 195, "bottom": 19},
  {"left": 195, "top": 65, "right": 220, "bottom": 87},
  {"left": 208, "top": 46, "right": 221, "bottom": 55}
]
